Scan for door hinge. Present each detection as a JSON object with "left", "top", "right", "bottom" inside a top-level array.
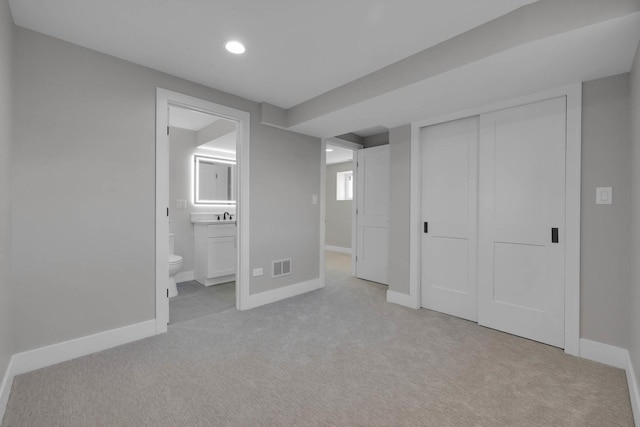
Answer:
[
  {"left": 166, "top": 289, "right": 169, "bottom": 298},
  {"left": 355, "top": 256, "right": 358, "bottom": 262},
  {"left": 424, "top": 222, "right": 428, "bottom": 233},
  {"left": 356, "top": 208, "right": 358, "bottom": 215},
  {"left": 551, "top": 227, "right": 559, "bottom": 243},
  {"left": 167, "top": 207, "right": 169, "bottom": 217},
  {"left": 167, "top": 126, "right": 170, "bottom": 135}
]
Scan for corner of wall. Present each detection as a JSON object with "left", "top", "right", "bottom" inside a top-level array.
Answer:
[
  {"left": 629, "top": 38, "right": 640, "bottom": 398},
  {"left": 0, "top": 0, "right": 15, "bottom": 420}
]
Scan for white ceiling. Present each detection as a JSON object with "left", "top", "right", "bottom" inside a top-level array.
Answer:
[
  {"left": 169, "top": 105, "right": 219, "bottom": 131},
  {"left": 289, "top": 12, "right": 640, "bottom": 138},
  {"left": 8, "top": 0, "right": 535, "bottom": 109},
  {"left": 200, "top": 132, "right": 237, "bottom": 154},
  {"left": 353, "top": 126, "right": 389, "bottom": 138},
  {"left": 326, "top": 144, "right": 354, "bottom": 165}
]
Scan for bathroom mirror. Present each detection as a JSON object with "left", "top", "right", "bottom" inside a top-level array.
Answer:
[{"left": 194, "top": 155, "right": 236, "bottom": 205}]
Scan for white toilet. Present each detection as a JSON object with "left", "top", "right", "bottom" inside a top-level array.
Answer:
[{"left": 168, "top": 233, "right": 183, "bottom": 297}]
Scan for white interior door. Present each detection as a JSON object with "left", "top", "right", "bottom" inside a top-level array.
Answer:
[
  {"left": 478, "top": 97, "right": 566, "bottom": 348},
  {"left": 356, "top": 145, "right": 390, "bottom": 284},
  {"left": 420, "top": 117, "right": 478, "bottom": 321}
]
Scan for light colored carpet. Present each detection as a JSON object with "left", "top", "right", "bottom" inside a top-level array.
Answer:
[{"left": 2, "top": 252, "right": 634, "bottom": 426}]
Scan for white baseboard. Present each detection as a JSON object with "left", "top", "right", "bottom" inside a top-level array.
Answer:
[
  {"left": 0, "top": 356, "right": 14, "bottom": 424},
  {"left": 245, "top": 278, "right": 323, "bottom": 310},
  {"left": 386, "top": 290, "right": 420, "bottom": 309},
  {"left": 0, "top": 320, "right": 157, "bottom": 422},
  {"left": 579, "top": 339, "right": 640, "bottom": 426},
  {"left": 626, "top": 352, "right": 640, "bottom": 427},
  {"left": 175, "top": 270, "right": 194, "bottom": 284},
  {"left": 325, "top": 245, "right": 352, "bottom": 255},
  {"left": 579, "top": 339, "right": 628, "bottom": 369},
  {"left": 11, "top": 319, "right": 157, "bottom": 376}
]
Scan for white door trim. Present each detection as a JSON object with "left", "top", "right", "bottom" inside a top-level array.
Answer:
[
  {"left": 408, "top": 83, "right": 581, "bottom": 356},
  {"left": 326, "top": 137, "right": 364, "bottom": 151},
  {"left": 351, "top": 151, "right": 358, "bottom": 277},
  {"left": 320, "top": 138, "right": 327, "bottom": 287},
  {"left": 155, "top": 88, "right": 251, "bottom": 332}
]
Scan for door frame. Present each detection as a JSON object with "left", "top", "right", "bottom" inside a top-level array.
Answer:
[
  {"left": 155, "top": 88, "right": 251, "bottom": 333},
  {"left": 319, "top": 137, "right": 363, "bottom": 283},
  {"left": 408, "top": 84, "right": 582, "bottom": 356}
]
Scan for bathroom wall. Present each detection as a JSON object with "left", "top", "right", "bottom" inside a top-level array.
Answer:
[
  {"left": 0, "top": 0, "right": 14, "bottom": 379},
  {"left": 325, "top": 162, "right": 353, "bottom": 250},
  {"left": 169, "top": 127, "right": 198, "bottom": 277},
  {"left": 12, "top": 27, "right": 320, "bottom": 352}
]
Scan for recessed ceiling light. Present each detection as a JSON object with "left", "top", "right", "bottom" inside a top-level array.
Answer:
[
  {"left": 326, "top": 148, "right": 333, "bottom": 152},
  {"left": 225, "top": 40, "right": 245, "bottom": 54}
]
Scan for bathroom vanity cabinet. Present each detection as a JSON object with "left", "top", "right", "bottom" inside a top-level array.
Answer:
[{"left": 194, "top": 222, "right": 236, "bottom": 286}]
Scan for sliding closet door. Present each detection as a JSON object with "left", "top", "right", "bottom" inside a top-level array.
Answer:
[
  {"left": 420, "top": 117, "right": 478, "bottom": 321},
  {"left": 478, "top": 97, "right": 566, "bottom": 348}
]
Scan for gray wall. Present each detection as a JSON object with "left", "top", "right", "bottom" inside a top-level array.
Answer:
[
  {"left": 630, "top": 40, "right": 640, "bottom": 389},
  {"left": 580, "top": 75, "right": 632, "bottom": 349},
  {"left": 325, "top": 162, "right": 353, "bottom": 249},
  {"left": 388, "top": 125, "right": 411, "bottom": 295},
  {"left": 363, "top": 132, "right": 389, "bottom": 148},
  {"left": 0, "top": 0, "right": 13, "bottom": 376},
  {"left": 387, "top": 76, "right": 634, "bottom": 348},
  {"left": 250, "top": 125, "right": 320, "bottom": 294},
  {"left": 13, "top": 28, "right": 320, "bottom": 352}
]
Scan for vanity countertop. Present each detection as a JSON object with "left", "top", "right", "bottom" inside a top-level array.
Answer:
[
  {"left": 190, "top": 213, "right": 236, "bottom": 225},
  {"left": 192, "top": 219, "right": 236, "bottom": 225}
]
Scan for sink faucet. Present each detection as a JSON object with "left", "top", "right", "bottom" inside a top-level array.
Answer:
[{"left": 223, "top": 212, "right": 231, "bottom": 220}]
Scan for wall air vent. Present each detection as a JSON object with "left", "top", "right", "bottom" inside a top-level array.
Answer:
[{"left": 272, "top": 259, "right": 292, "bottom": 278}]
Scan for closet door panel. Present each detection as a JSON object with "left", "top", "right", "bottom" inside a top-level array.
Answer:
[
  {"left": 420, "top": 116, "right": 479, "bottom": 322},
  {"left": 478, "top": 96, "right": 566, "bottom": 348}
]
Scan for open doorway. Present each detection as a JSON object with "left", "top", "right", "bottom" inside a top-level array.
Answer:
[
  {"left": 320, "top": 138, "right": 362, "bottom": 285},
  {"left": 155, "top": 89, "right": 250, "bottom": 332},
  {"left": 167, "top": 105, "right": 238, "bottom": 323},
  {"left": 320, "top": 135, "right": 391, "bottom": 289},
  {"left": 325, "top": 143, "right": 355, "bottom": 254}
]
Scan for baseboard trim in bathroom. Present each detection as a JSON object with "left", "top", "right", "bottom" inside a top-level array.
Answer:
[
  {"left": 10, "top": 319, "right": 157, "bottom": 377},
  {"left": 175, "top": 270, "right": 195, "bottom": 284},
  {"left": 324, "top": 245, "right": 352, "bottom": 255},
  {"left": 0, "top": 356, "right": 15, "bottom": 423},
  {"left": 245, "top": 278, "right": 323, "bottom": 310}
]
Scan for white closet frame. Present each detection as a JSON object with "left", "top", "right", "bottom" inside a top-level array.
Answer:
[{"left": 406, "top": 84, "right": 582, "bottom": 356}]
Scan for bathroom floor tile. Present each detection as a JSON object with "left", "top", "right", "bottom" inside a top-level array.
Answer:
[
  {"left": 169, "top": 281, "right": 237, "bottom": 325},
  {"left": 175, "top": 280, "right": 206, "bottom": 297}
]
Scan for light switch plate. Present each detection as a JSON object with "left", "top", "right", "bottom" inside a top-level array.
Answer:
[
  {"left": 312, "top": 194, "right": 318, "bottom": 205},
  {"left": 176, "top": 199, "right": 187, "bottom": 209},
  {"left": 253, "top": 268, "right": 263, "bottom": 277},
  {"left": 596, "top": 187, "right": 612, "bottom": 205}
]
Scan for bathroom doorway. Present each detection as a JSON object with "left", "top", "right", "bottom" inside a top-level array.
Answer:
[{"left": 155, "top": 89, "right": 250, "bottom": 331}]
